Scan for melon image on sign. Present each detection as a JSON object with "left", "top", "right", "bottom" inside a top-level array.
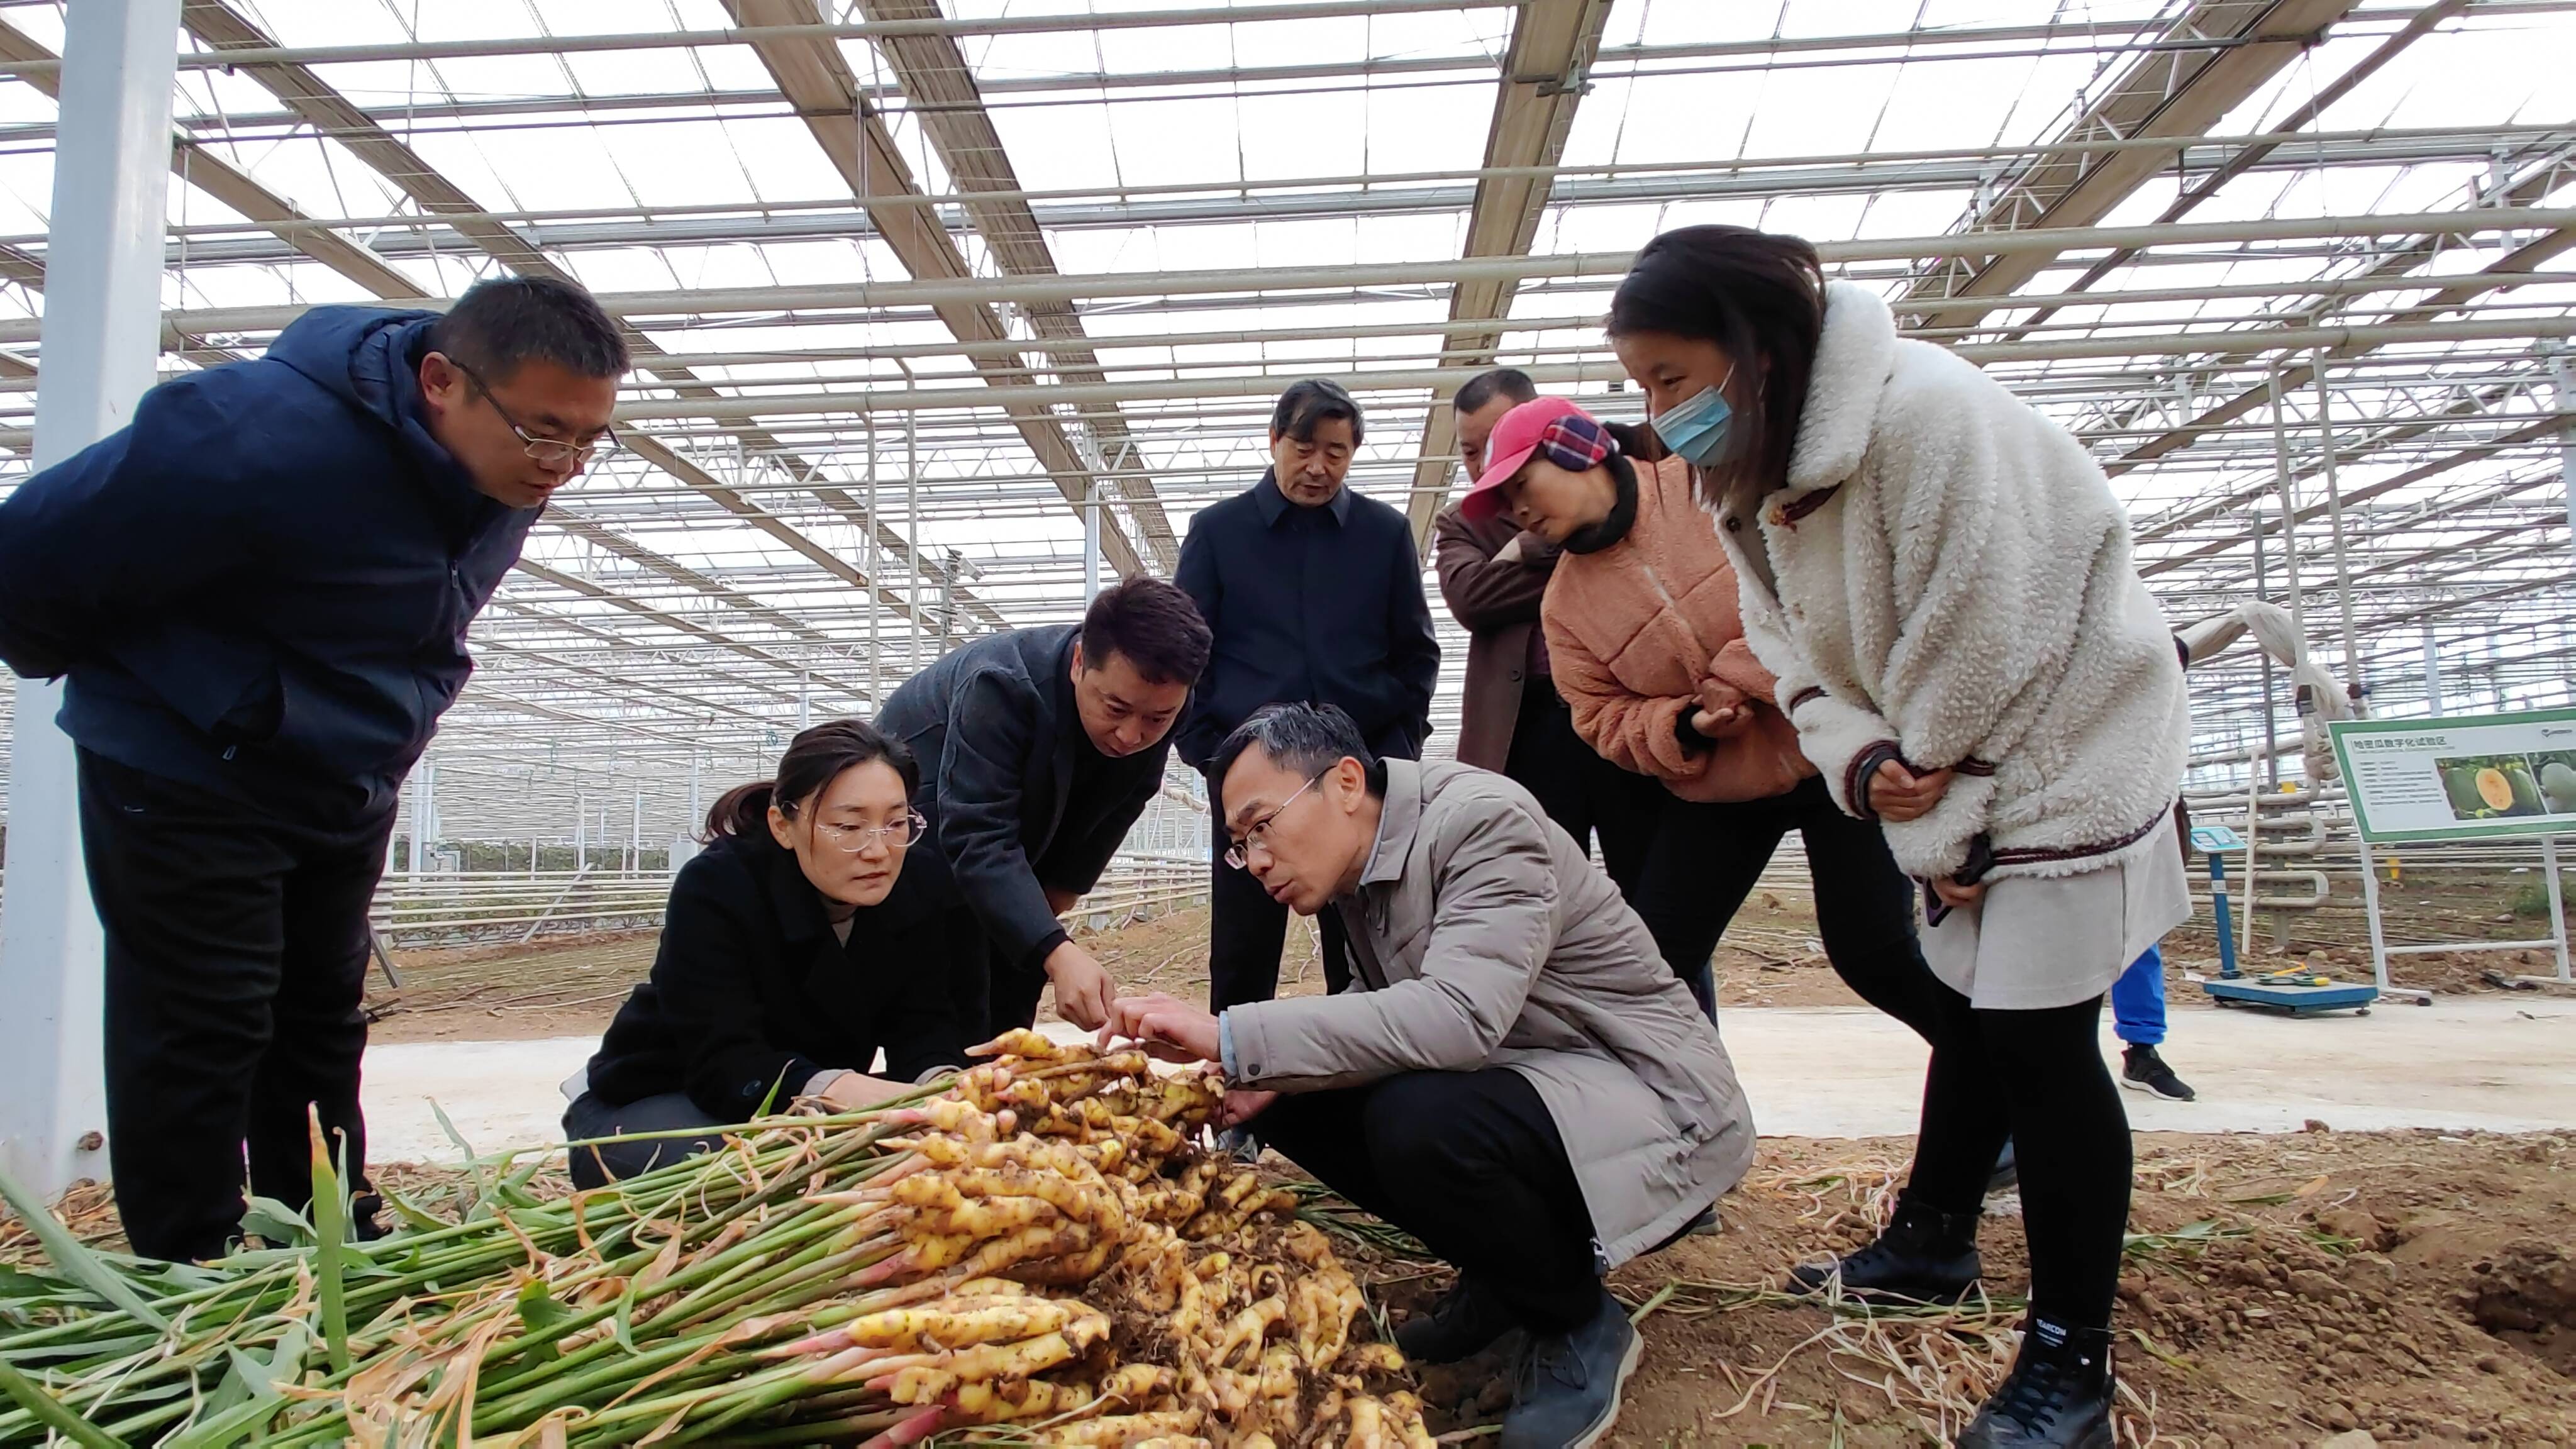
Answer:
[
  {"left": 2531, "top": 749, "right": 2576, "bottom": 814},
  {"left": 2433, "top": 753, "right": 2548, "bottom": 821}
]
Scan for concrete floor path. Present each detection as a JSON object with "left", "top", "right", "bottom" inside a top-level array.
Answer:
[{"left": 358, "top": 996, "right": 2576, "bottom": 1167}]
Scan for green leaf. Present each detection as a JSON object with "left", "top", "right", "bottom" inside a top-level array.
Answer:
[
  {"left": 0, "top": 1353, "right": 131, "bottom": 1448},
  {"left": 166, "top": 1323, "right": 308, "bottom": 1449},
  {"left": 240, "top": 1196, "right": 315, "bottom": 1248},
  {"left": 0, "top": 1262, "right": 74, "bottom": 1299},
  {"left": 380, "top": 1186, "right": 450, "bottom": 1233},
  {"left": 308, "top": 1111, "right": 353, "bottom": 1375},
  {"left": 509, "top": 1279, "right": 570, "bottom": 1367},
  {"left": 0, "top": 1154, "right": 169, "bottom": 1330}
]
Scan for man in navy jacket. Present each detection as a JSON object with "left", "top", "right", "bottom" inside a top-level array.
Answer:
[
  {"left": 877, "top": 576, "right": 1211, "bottom": 1037},
  {"left": 1174, "top": 380, "right": 1440, "bottom": 1012},
  {"left": 0, "top": 276, "right": 628, "bottom": 1260}
]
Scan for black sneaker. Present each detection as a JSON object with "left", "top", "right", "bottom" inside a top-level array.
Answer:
[
  {"left": 1498, "top": 1288, "right": 1640, "bottom": 1449},
  {"left": 2121, "top": 1045, "right": 2196, "bottom": 1102},
  {"left": 1958, "top": 1316, "right": 2115, "bottom": 1448},
  {"left": 1396, "top": 1277, "right": 1518, "bottom": 1365},
  {"left": 1786, "top": 1194, "right": 1982, "bottom": 1304}
]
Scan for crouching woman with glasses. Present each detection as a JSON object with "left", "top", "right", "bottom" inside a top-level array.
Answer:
[{"left": 562, "top": 719, "right": 979, "bottom": 1188}]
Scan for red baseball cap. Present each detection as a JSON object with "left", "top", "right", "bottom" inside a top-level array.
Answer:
[{"left": 1458, "top": 396, "right": 1617, "bottom": 524}]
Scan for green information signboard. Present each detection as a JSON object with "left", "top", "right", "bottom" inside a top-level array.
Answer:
[{"left": 2328, "top": 708, "right": 2576, "bottom": 844}]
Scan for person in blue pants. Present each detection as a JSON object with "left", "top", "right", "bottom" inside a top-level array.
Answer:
[{"left": 2112, "top": 944, "right": 2196, "bottom": 1101}]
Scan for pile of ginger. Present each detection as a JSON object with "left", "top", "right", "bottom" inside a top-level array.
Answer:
[{"left": 786, "top": 1028, "right": 1438, "bottom": 1449}]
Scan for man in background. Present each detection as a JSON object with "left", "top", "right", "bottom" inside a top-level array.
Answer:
[
  {"left": 1433, "top": 367, "right": 1652, "bottom": 892},
  {"left": 0, "top": 277, "right": 629, "bottom": 1261},
  {"left": 876, "top": 576, "right": 1212, "bottom": 1035},
  {"left": 1174, "top": 379, "right": 1440, "bottom": 1013}
]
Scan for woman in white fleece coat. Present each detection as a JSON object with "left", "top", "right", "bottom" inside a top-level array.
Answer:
[{"left": 1609, "top": 225, "right": 2189, "bottom": 1449}]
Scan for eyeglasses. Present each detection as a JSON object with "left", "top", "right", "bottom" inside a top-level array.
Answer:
[
  {"left": 1223, "top": 774, "right": 1324, "bottom": 871},
  {"left": 812, "top": 810, "right": 928, "bottom": 854},
  {"left": 452, "top": 358, "right": 619, "bottom": 468}
]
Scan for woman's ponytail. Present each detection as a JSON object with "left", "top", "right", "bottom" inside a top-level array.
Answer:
[{"left": 704, "top": 782, "right": 777, "bottom": 841}]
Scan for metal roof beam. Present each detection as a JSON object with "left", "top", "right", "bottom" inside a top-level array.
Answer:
[
  {"left": 1898, "top": 0, "right": 2359, "bottom": 328},
  {"left": 1403, "top": 0, "right": 1613, "bottom": 543},
  {"left": 176, "top": 0, "right": 1002, "bottom": 640},
  {"left": 2109, "top": 160, "right": 2576, "bottom": 474},
  {"left": 1996, "top": 0, "right": 2468, "bottom": 343},
  {"left": 723, "top": 0, "right": 1146, "bottom": 579},
  {"left": 852, "top": 0, "right": 1178, "bottom": 572}
]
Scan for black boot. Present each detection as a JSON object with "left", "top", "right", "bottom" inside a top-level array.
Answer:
[
  {"left": 1784, "top": 1194, "right": 1981, "bottom": 1304},
  {"left": 1958, "top": 1317, "right": 2115, "bottom": 1448}
]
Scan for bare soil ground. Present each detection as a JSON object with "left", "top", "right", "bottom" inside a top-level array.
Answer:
[
  {"left": 1358, "top": 1130, "right": 2576, "bottom": 1447},
  {"left": 11, "top": 1133, "right": 2573, "bottom": 1446},
  {"left": 364, "top": 858, "right": 2571, "bottom": 1046}
]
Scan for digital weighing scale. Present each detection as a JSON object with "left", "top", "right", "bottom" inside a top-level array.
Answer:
[{"left": 2193, "top": 823, "right": 2379, "bottom": 1016}]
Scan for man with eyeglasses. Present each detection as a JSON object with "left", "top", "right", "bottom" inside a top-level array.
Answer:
[
  {"left": 875, "top": 575, "right": 1212, "bottom": 1037},
  {"left": 1101, "top": 702, "right": 1754, "bottom": 1449},
  {"left": 0, "top": 275, "right": 628, "bottom": 1262}
]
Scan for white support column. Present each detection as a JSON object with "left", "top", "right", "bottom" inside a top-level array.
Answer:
[
  {"left": 408, "top": 762, "right": 431, "bottom": 879},
  {"left": 2309, "top": 355, "right": 2363, "bottom": 713},
  {"left": 906, "top": 410, "right": 922, "bottom": 673},
  {"left": 2553, "top": 353, "right": 2575, "bottom": 578},
  {"left": 630, "top": 789, "right": 643, "bottom": 877},
  {"left": 1084, "top": 481, "right": 1102, "bottom": 603},
  {"left": 865, "top": 416, "right": 881, "bottom": 707},
  {"left": 2422, "top": 621, "right": 2444, "bottom": 718},
  {"left": 2264, "top": 365, "right": 2311, "bottom": 648},
  {"left": 0, "top": 0, "right": 184, "bottom": 1199},
  {"left": 574, "top": 795, "right": 587, "bottom": 873}
]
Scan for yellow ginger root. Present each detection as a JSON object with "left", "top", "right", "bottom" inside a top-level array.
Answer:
[
  {"left": 902, "top": 1192, "right": 1067, "bottom": 1243},
  {"left": 1341, "top": 1394, "right": 1387, "bottom": 1449},
  {"left": 1135, "top": 1072, "right": 1225, "bottom": 1126},
  {"left": 844, "top": 1297, "right": 1105, "bottom": 1354},
  {"left": 1336, "top": 1342, "right": 1406, "bottom": 1377},
  {"left": 1213, "top": 1296, "right": 1287, "bottom": 1368},
  {"left": 1095, "top": 1363, "right": 1174, "bottom": 1409},
  {"left": 875, "top": 1320, "right": 1106, "bottom": 1400},
  {"left": 971, "top": 1027, "right": 1067, "bottom": 1061},
  {"left": 1382, "top": 1392, "right": 1437, "bottom": 1449},
  {"left": 1038, "top": 1409, "right": 1206, "bottom": 1446},
  {"left": 1280, "top": 1221, "right": 1335, "bottom": 1269},
  {"left": 1289, "top": 1276, "right": 1355, "bottom": 1367},
  {"left": 953, "top": 1376, "right": 1092, "bottom": 1423}
]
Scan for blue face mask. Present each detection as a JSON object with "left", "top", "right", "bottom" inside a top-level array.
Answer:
[{"left": 1652, "top": 372, "right": 1736, "bottom": 467}]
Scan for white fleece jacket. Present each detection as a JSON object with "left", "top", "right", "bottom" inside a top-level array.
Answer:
[{"left": 1713, "top": 280, "right": 2189, "bottom": 882}]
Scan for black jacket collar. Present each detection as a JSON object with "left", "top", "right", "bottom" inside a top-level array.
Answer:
[{"left": 1252, "top": 468, "right": 1355, "bottom": 527}]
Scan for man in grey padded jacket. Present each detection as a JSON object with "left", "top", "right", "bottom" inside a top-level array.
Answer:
[{"left": 1100, "top": 702, "right": 1753, "bottom": 1449}]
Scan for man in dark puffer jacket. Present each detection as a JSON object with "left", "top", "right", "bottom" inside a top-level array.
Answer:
[{"left": 0, "top": 277, "right": 628, "bottom": 1260}]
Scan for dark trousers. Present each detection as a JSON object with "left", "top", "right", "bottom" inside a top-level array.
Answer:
[
  {"left": 1906, "top": 986, "right": 2131, "bottom": 1331},
  {"left": 1253, "top": 1069, "right": 1601, "bottom": 1333},
  {"left": 1206, "top": 822, "right": 1352, "bottom": 1010},
  {"left": 77, "top": 750, "right": 395, "bottom": 1262},
  {"left": 1501, "top": 684, "right": 1657, "bottom": 898},
  {"left": 563, "top": 1090, "right": 727, "bottom": 1191},
  {"left": 1629, "top": 776, "right": 1945, "bottom": 1033}
]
